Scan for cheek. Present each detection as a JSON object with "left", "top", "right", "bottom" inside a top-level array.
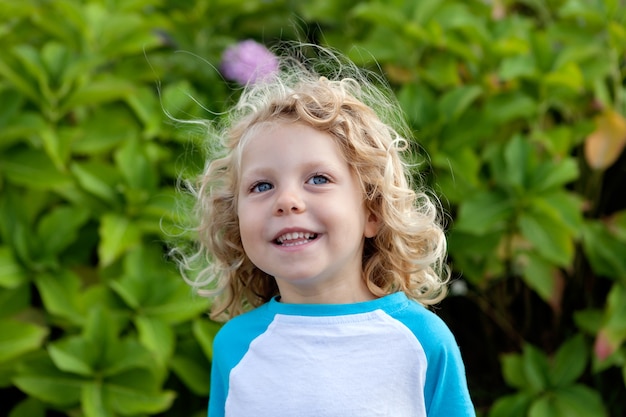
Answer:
[{"left": 237, "top": 207, "right": 258, "bottom": 249}]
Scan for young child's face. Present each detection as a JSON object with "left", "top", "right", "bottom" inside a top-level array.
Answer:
[{"left": 237, "top": 122, "right": 379, "bottom": 304}]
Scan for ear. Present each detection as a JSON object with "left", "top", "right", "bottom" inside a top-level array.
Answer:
[{"left": 364, "top": 211, "right": 380, "bottom": 238}]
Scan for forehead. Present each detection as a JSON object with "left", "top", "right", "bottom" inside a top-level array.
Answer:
[{"left": 238, "top": 122, "right": 347, "bottom": 165}]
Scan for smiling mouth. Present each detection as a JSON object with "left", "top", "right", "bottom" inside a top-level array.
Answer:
[{"left": 274, "top": 232, "right": 318, "bottom": 246}]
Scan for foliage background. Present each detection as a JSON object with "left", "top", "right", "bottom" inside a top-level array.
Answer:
[{"left": 1, "top": 0, "right": 625, "bottom": 416}]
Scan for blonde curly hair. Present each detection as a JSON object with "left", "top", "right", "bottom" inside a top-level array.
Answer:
[{"left": 176, "top": 45, "right": 449, "bottom": 321}]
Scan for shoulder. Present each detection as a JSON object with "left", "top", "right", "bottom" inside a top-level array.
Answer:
[
  {"left": 214, "top": 303, "right": 274, "bottom": 345},
  {"left": 212, "top": 302, "right": 277, "bottom": 367},
  {"left": 387, "top": 297, "right": 460, "bottom": 356}
]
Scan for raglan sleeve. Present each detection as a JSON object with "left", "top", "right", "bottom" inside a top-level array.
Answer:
[{"left": 423, "top": 317, "right": 476, "bottom": 417}]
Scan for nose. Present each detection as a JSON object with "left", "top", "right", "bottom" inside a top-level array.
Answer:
[{"left": 274, "top": 186, "right": 305, "bottom": 215}]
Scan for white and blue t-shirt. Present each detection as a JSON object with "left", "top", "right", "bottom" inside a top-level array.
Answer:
[{"left": 209, "top": 292, "right": 474, "bottom": 416}]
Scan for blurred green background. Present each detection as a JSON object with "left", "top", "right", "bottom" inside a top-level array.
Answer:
[{"left": 1, "top": 0, "right": 626, "bottom": 416}]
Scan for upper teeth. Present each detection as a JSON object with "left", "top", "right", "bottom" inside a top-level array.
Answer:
[{"left": 276, "top": 232, "right": 315, "bottom": 243}]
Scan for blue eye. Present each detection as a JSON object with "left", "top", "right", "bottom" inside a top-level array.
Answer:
[
  {"left": 308, "top": 175, "right": 330, "bottom": 185},
  {"left": 251, "top": 182, "right": 273, "bottom": 193}
]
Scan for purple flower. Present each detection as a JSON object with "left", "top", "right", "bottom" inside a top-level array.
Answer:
[{"left": 220, "top": 40, "right": 279, "bottom": 85}]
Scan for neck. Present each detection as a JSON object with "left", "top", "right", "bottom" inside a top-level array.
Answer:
[{"left": 277, "top": 278, "right": 377, "bottom": 305}]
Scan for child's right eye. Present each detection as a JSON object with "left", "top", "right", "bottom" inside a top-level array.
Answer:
[{"left": 251, "top": 182, "right": 273, "bottom": 193}]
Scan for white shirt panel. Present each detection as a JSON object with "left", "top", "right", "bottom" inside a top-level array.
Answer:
[{"left": 225, "top": 310, "right": 427, "bottom": 417}]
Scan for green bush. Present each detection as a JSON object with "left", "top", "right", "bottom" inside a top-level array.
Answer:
[{"left": 1, "top": 0, "right": 625, "bottom": 416}]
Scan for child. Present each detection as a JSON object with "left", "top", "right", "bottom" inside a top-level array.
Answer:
[{"left": 177, "top": 45, "right": 475, "bottom": 416}]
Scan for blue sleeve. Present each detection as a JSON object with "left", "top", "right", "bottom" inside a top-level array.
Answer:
[
  {"left": 208, "top": 328, "right": 228, "bottom": 417},
  {"left": 423, "top": 327, "right": 475, "bottom": 416},
  {"left": 394, "top": 304, "right": 475, "bottom": 417}
]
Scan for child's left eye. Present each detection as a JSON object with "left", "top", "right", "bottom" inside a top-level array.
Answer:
[{"left": 307, "top": 174, "right": 330, "bottom": 185}]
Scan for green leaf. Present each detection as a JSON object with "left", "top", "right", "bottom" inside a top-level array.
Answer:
[
  {"left": 543, "top": 61, "right": 584, "bottom": 92},
  {"left": 518, "top": 211, "right": 574, "bottom": 266},
  {"left": 550, "top": 334, "right": 587, "bottom": 386},
  {"left": 447, "top": 230, "right": 505, "bottom": 284},
  {"left": 193, "top": 318, "right": 222, "bottom": 361},
  {"left": 1, "top": 148, "right": 72, "bottom": 189},
  {"left": 501, "top": 352, "right": 527, "bottom": 389},
  {"left": 37, "top": 205, "right": 90, "bottom": 257},
  {"left": 140, "top": 281, "right": 209, "bottom": 324},
  {"left": 109, "top": 275, "right": 143, "bottom": 310},
  {"left": 520, "top": 252, "right": 559, "bottom": 304},
  {"left": 41, "top": 41, "right": 71, "bottom": 86},
  {"left": 122, "top": 244, "right": 173, "bottom": 280},
  {"left": 558, "top": 0, "right": 606, "bottom": 24},
  {"left": 96, "top": 10, "right": 163, "bottom": 56},
  {"left": 34, "top": 270, "right": 84, "bottom": 326},
  {"left": 1, "top": 111, "right": 48, "bottom": 150},
  {"left": 13, "top": 354, "right": 83, "bottom": 406},
  {"left": 351, "top": 3, "right": 407, "bottom": 28},
  {"left": 581, "top": 221, "right": 626, "bottom": 279},
  {"left": 0, "top": 88, "right": 24, "bottom": 131},
  {"left": 48, "top": 337, "right": 96, "bottom": 377},
  {"left": 438, "top": 85, "right": 482, "bottom": 121},
  {"left": 83, "top": 307, "right": 118, "bottom": 356},
  {"left": 528, "top": 394, "right": 558, "bottom": 417},
  {"left": 534, "top": 125, "right": 579, "bottom": 156},
  {"left": 499, "top": 54, "right": 537, "bottom": 81},
  {"left": 530, "top": 31, "right": 554, "bottom": 73},
  {"left": 573, "top": 309, "right": 603, "bottom": 335},
  {"left": 398, "top": 82, "right": 438, "bottom": 128},
  {"left": 114, "top": 138, "right": 158, "bottom": 192},
  {"left": 0, "top": 246, "right": 27, "bottom": 289},
  {"left": 135, "top": 316, "right": 175, "bottom": 365},
  {"left": 71, "top": 106, "right": 140, "bottom": 155},
  {"left": 70, "top": 161, "right": 122, "bottom": 205},
  {"left": 0, "top": 53, "right": 40, "bottom": 102},
  {"left": 111, "top": 248, "right": 208, "bottom": 322},
  {"left": 12, "top": 45, "right": 49, "bottom": 100},
  {"left": 599, "top": 283, "right": 626, "bottom": 350},
  {"left": 98, "top": 213, "right": 141, "bottom": 267},
  {"left": 488, "top": 392, "right": 532, "bottom": 417},
  {"left": 125, "top": 86, "right": 162, "bottom": 137},
  {"left": 551, "top": 384, "right": 608, "bottom": 417},
  {"left": 455, "top": 190, "right": 513, "bottom": 235},
  {"left": 530, "top": 158, "right": 579, "bottom": 192},
  {"left": 39, "top": 124, "right": 70, "bottom": 172},
  {"left": 170, "top": 350, "right": 211, "bottom": 396},
  {"left": 28, "top": 1, "right": 81, "bottom": 48},
  {"left": 7, "top": 397, "right": 46, "bottom": 417},
  {"left": 102, "top": 338, "right": 155, "bottom": 377},
  {"left": 531, "top": 192, "right": 583, "bottom": 236},
  {"left": 81, "top": 381, "right": 113, "bottom": 417},
  {"left": 0, "top": 285, "right": 30, "bottom": 318},
  {"left": 0, "top": 190, "right": 38, "bottom": 266},
  {"left": 503, "top": 134, "right": 532, "bottom": 189},
  {"left": 62, "top": 78, "right": 135, "bottom": 111},
  {"left": 421, "top": 54, "right": 461, "bottom": 88},
  {"left": 161, "top": 80, "right": 200, "bottom": 120},
  {"left": 105, "top": 369, "right": 176, "bottom": 415},
  {"left": 522, "top": 344, "right": 550, "bottom": 394},
  {"left": 0, "top": 319, "right": 48, "bottom": 363},
  {"left": 485, "top": 91, "right": 537, "bottom": 124},
  {"left": 432, "top": 147, "right": 481, "bottom": 203}
]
